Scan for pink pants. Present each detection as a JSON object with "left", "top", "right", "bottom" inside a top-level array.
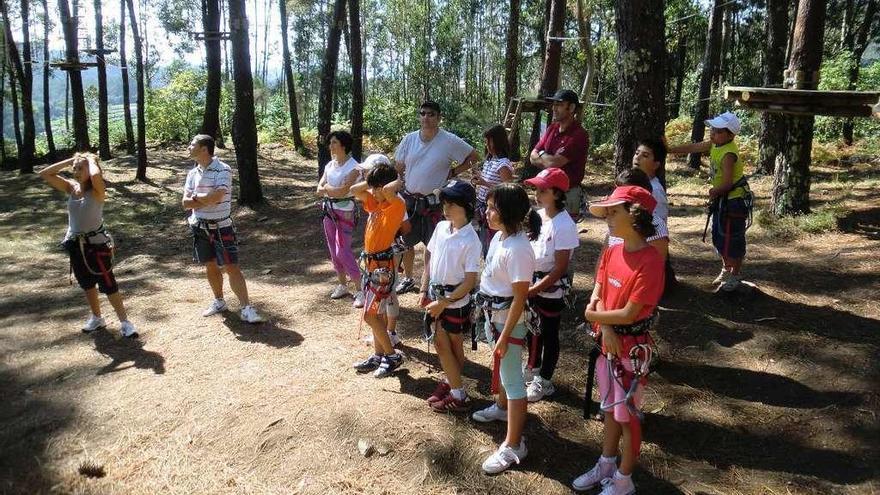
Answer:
[{"left": 323, "top": 210, "right": 360, "bottom": 283}]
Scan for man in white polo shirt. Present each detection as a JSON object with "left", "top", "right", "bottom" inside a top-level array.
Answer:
[
  {"left": 393, "top": 101, "right": 478, "bottom": 294},
  {"left": 182, "top": 134, "right": 264, "bottom": 323}
]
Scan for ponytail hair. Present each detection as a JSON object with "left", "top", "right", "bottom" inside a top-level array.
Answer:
[{"left": 526, "top": 209, "right": 542, "bottom": 241}]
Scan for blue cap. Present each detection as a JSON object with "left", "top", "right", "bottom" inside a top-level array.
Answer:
[{"left": 438, "top": 180, "right": 476, "bottom": 205}]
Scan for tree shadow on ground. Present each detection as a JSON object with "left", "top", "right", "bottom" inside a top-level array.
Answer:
[
  {"left": 654, "top": 360, "right": 863, "bottom": 409},
  {"left": 837, "top": 206, "right": 880, "bottom": 240},
  {"left": 643, "top": 413, "right": 874, "bottom": 484},
  {"left": 93, "top": 328, "right": 166, "bottom": 375},
  {"left": 220, "top": 313, "right": 304, "bottom": 348},
  {"left": 0, "top": 367, "right": 72, "bottom": 494}
]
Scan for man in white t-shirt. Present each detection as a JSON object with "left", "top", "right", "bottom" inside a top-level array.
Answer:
[
  {"left": 393, "top": 101, "right": 478, "bottom": 294},
  {"left": 182, "top": 134, "right": 264, "bottom": 323}
]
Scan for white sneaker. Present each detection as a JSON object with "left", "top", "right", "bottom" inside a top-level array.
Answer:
[
  {"left": 240, "top": 305, "right": 265, "bottom": 323},
  {"left": 523, "top": 365, "right": 536, "bottom": 384},
  {"left": 481, "top": 439, "right": 527, "bottom": 474},
  {"left": 202, "top": 298, "right": 227, "bottom": 317},
  {"left": 120, "top": 320, "right": 139, "bottom": 339},
  {"left": 82, "top": 314, "right": 106, "bottom": 333},
  {"left": 712, "top": 268, "right": 732, "bottom": 285},
  {"left": 598, "top": 472, "right": 635, "bottom": 495},
  {"left": 526, "top": 378, "right": 555, "bottom": 402},
  {"left": 352, "top": 291, "right": 365, "bottom": 308},
  {"left": 330, "top": 284, "right": 350, "bottom": 299},
  {"left": 720, "top": 273, "right": 742, "bottom": 292},
  {"left": 572, "top": 458, "right": 617, "bottom": 491},
  {"left": 471, "top": 403, "right": 508, "bottom": 423}
]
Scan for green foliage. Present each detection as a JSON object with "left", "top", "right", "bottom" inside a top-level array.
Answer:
[
  {"left": 755, "top": 205, "right": 844, "bottom": 239},
  {"left": 815, "top": 53, "right": 880, "bottom": 142},
  {"left": 145, "top": 68, "right": 206, "bottom": 143}
]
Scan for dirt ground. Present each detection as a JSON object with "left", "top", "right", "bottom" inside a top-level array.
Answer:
[{"left": 1, "top": 144, "right": 878, "bottom": 495}]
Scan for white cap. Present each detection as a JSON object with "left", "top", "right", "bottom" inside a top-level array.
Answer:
[
  {"left": 358, "top": 153, "right": 391, "bottom": 172},
  {"left": 705, "top": 111, "right": 741, "bottom": 135}
]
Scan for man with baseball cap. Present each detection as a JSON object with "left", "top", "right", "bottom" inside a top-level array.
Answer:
[
  {"left": 667, "top": 111, "right": 751, "bottom": 292},
  {"left": 529, "top": 89, "right": 591, "bottom": 220}
]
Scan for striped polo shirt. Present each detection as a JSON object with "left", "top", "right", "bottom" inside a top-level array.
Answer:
[{"left": 184, "top": 157, "right": 232, "bottom": 222}]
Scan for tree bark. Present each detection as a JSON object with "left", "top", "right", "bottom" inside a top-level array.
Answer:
[
  {"left": 670, "top": 29, "right": 687, "bottom": 118},
  {"left": 2, "top": 0, "right": 36, "bottom": 172},
  {"left": 119, "top": 0, "right": 135, "bottom": 154},
  {"left": 228, "top": 0, "right": 263, "bottom": 204},
  {"left": 316, "top": 0, "right": 346, "bottom": 179},
  {"left": 614, "top": 0, "right": 667, "bottom": 182},
  {"left": 575, "top": 0, "right": 596, "bottom": 104},
  {"left": 348, "top": 0, "right": 364, "bottom": 161},
  {"left": 94, "top": 0, "right": 111, "bottom": 159},
  {"left": 279, "top": 0, "right": 306, "bottom": 155},
  {"left": 126, "top": 0, "right": 148, "bottom": 179},
  {"left": 41, "top": 0, "right": 55, "bottom": 158},
  {"left": 526, "top": 0, "right": 564, "bottom": 171},
  {"left": 842, "top": 0, "right": 877, "bottom": 145},
  {"left": 757, "top": 0, "right": 789, "bottom": 175},
  {"left": 57, "top": 0, "right": 89, "bottom": 150},
  {"left": 687, "top": 0, "right": 724, "bottom": 170},
  {"left": 0, "top": 54, "right": 5, "bottom": 164},
  {"left": 7, "top": 59, "right": 23, "bottom": 152},
  {"left": 772, "top": 0, "right": 826, "bottom": 216},
  {"left": 201, "top": 0, "right": 224, "bottom": 145},
  {"left": 504, "top": 0, "right": 521, "bottom": 160}
]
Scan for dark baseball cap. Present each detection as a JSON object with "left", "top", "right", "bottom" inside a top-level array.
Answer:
[
  {"left": 438, "top": 180, "right": 476, "bottom": 205},
  {"left": 546, "top": 89, "right": 580, "bottom": 105}
]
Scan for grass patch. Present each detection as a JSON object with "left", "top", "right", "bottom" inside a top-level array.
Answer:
[{"left": 755, "top": 205, "right": 845, "bottom": 239}]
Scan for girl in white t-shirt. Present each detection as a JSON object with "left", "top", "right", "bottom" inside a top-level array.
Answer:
[
  {"left": 522, "top": 168, "right": 580, "bottom": 402},
  {"left": 419, "top": 181, "right": 482, "bottom": 412},
  {"left": 472, "top": 124, "right": 515, "bottom": 254},
  {"left": 472, "top": 183, "right": 539, "bottom": 475},
  {"left": 317, "top": 131, "right": 363, "bottom": 307}
]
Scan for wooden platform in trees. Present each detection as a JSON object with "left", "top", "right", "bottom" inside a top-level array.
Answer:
[
  {"left": 190, "top": 31, "right": 231, "bottom": 41},
  {"left": 49, "top": 61, "right": 99, "bottom": 71},
  {"left": 725, "top": 86, "right": 880, "bottom": 118}
]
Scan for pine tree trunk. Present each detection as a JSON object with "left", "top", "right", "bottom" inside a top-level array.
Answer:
[
  {"left": 757, "top": 0, "right": 789, "bottom": 174},
  {"left": 279, "top": 0, "right": 306, "bottom": 155},
  {"left": 772, "top": 0, "right": 826, "bottom": 216},
  {"left": 670, "top": 30, "right": 687, "bottom": 118},
  {"left": 119, "top": 0, "right": 135, "bottom": 154},
  {"left": 316, "top": 0, "right": 346, "bottom": 179},
  {"left": 526, "top": 0, "right": 562, "bottom": 174},
  {"left": 688, "top": 0, "right": 724, "bottom": 170},
  {"left": 94, "top": 0, "right": 111, "bottom": 160},
  {"left": 126, "top": 0, "right": 148, "bottom": 179},
  {"left": 2, "top": 0, "right": 36, "bottom": 172},
  {"left": 504, "top": 0, "right": 520, "bottom": 160},
  {"left": 842, "top": 0, "right": 877, "bottom": 145},
  {"left": 228, "top": 0, "right": 263, "bottom": 205},
  {"left": 348, "top": 0, "right": 364, "bottom": 161},
  {"left": 1, "top": 55, "right": 6, "bottom": 164},
  {"left": 58, "top": 0, "right": 90, "bottom": 150},
  {"left": 201, "top": 0, "right": 223, "bottom": 144},
  {"left": 614, "top": 0, "right": 667, "bottom": 180},
  {"left": 7, "top": 64, "right": 23, "bottom": 152},
  {"left": 41, "top": 0, "right": 55, "bottom": 158}
]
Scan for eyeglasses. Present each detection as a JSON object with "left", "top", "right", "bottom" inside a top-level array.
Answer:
[{"left": 419, "top": 111, "right": 437, "bottom": 117}]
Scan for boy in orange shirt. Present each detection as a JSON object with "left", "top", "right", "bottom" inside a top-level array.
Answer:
[{"left": 351, "top": 162, "right": 407, "bottom": 378}]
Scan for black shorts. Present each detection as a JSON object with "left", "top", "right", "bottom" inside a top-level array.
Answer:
[
  {"left": 426, "top": 303, "right": 473, "bottom": 335},
  {"left": 192, "top": 223, "right": 239, "bottom": 266},
  {"left": 401, "top": 193, "right": 443, "bottom": 248},
  {"left": 65, "top": 240, "right": 118, "bottom": 295}
]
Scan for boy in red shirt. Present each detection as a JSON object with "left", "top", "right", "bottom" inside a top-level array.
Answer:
[{"left": 573, "top": 186, "right": 664, "bottom": 495}]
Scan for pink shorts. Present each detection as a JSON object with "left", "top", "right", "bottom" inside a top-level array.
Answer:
[{"left": 596, "top": 354, "right": 645, "bottom": 423}]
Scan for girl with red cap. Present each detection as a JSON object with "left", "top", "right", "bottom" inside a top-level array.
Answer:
[{"left": 572, "top": 185, "right": 664, "bottom": 495}]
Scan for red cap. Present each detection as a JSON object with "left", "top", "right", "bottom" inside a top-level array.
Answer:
[
  {"left": 589, "top": 185, "right": 656, "bottom": 217},
  {"left": 523, "top": 168, "right": 570, "bottom": 192}
]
